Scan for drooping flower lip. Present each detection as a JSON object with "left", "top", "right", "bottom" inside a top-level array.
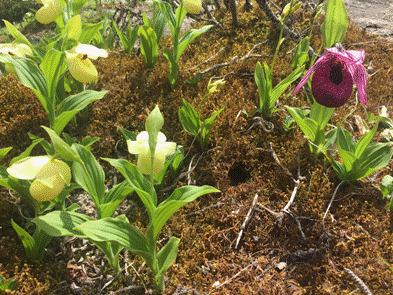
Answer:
[
  {"left": 311, "top": 57, "right": 354, "bottom": 107},
  {"left": 292, "top": 44, "right": 368, "bottom": 108},
  {"left": 65, "top": 44, "right": 108, "bottom": 83}
]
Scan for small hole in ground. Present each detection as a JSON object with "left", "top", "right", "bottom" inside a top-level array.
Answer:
[{"left": 228, "top": 162, "right": 251, "bottom": 186}]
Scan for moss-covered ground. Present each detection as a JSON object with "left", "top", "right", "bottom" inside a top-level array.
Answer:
[{"left": 1, "top": 1, "right": 393, "bottom": 294}]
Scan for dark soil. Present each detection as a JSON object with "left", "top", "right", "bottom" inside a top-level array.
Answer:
[{"left": 1, "top": 1, "right": 393, "bottom": 294}]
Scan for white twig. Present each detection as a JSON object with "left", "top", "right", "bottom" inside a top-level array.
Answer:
[
  {"left": 235, "top": 193, "right": 259, "bottom": 249},
  {"left": 322, "top": 180, "right": 347, "bottom": 230},
  {"left": 212, "top": 261, "right": 256, "bottom": 290}
]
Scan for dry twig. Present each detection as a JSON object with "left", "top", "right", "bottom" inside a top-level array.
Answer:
[
  {"left": 235, "top": 193, "right": 259, "bottom": 249},
  {"left": 344, "top": 268, "right": 374, "bottom": 295},
  {"left": 212, "top": 261, "right": 257, "bottom": 290}
]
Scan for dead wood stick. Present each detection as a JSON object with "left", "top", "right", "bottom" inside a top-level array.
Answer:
[
  {"left": 322, "top": 180, "right": 346, "bottom": 230},
  {"left": 235, "top": 193, "right": 259, "bottom": 249},
  {"left": 213, "top": 261, "right": 257, "bottom": 290},
  {"left": 344, "top": 268, "right": 373, "bottom": 295},
  {"left": 185, "top": 46, "right": 227, "bottom": 72},
  {"left": 185, "top": 202, "right": 224, "bottom": 216}
]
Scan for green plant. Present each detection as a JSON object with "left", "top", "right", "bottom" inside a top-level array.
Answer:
[
  {"left": 179, "top": 78, "right": 226, "bottom": 149},
  {"left": 0, "top": 274, "right": 18, "bottom": 293},
  {"left": 157, "top": 0, "right": 213, "bottom": 87},
  {"left": 330, "top": 121, "right": 393, "bottom": 183}
]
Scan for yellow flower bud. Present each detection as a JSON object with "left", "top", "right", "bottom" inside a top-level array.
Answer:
[
  {"left": 127, "top": 131, "right": 177, "bottom": 175},
  {"left": 35, "top": 0, "right": 63, "bottom": 24},
  {"left": 183, "top": 0, "right": 202, "bottom": 14},
  {"left": 207, "top": 78, "right": 226, "bottom": 94}
]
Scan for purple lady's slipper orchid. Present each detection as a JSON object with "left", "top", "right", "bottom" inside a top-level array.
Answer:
[{"left": 292, "top": 44, "right": 368, "bottom": 108}]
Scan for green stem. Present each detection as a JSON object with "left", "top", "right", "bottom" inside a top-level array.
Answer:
[
  {"left": 173, "top": 1, "right": 185, "bottom": 61},
  {"left": 270, "top": 22, "right": 284, "bottom": 73}
]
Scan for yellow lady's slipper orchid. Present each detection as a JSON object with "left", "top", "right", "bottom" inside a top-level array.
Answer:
[
  {"left": 183, "top": 0, "right": 202, "bottom": 14},
  {"left": 127, "top": 131, "right": 177, "bottom": 175},
  {"left": 66, "top": 44, "right": 108, "bottom": 83},
  {"left": 0, "top": 43, "right": 33, "bottom": 73},
  {"left": 7, "top": 156, "right": 71, "bottom": 202},
  {"left": 35, "top": 0, "right": 63, "bottom": 24}
]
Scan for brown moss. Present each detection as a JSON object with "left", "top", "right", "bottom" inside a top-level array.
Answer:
[{"left": 1, "top": 2, "right": 393, "bottom": 294}]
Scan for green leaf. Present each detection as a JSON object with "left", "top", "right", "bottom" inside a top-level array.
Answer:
[
  {"left": 156, "top": 236, "right": 179, "bottom": 278},
  {"left": 138, "top": 25, "right": 159, "bottom": 70},
  {"left": 42, "top": 126, "right": 82, "bottom": 163},
  {"left": 202, "top": 105, "right": 225, "bottom": 148},
  {"left": 103, "top": 158, "right": 156, "bottom": 218},
  {"left": 0, "top": 147, "right": 12, "bottom": 162},
  {"left": 79, "top": 22, "right": 103, "bottom": 44},
  {"left": 336, "top": 126, "right": 356, "bottom": 153},
  {"left": 113, "top": 20, "right": 129, "bottom": 52},
  {"left": 151, "top": 2, "right": 167, "bottom": 45},
  {"left": 3, "top": 20, "right": 34, "bottom": 50},
  {"left": 11, "top": 219, "right": 35, "bottom": 260},
  {"left": 40, "top": 49, "right": 67, "bottom": 120},
  {"left": 32, "top": 211, "right": 93, "bottom": 238},
  {"left": 54, "top": 90, "right": 108, "bottom": 135},
  {"left": 291, "top": 37, "right": 310, "bottom": 69},
  {"left": 285, "top": 106, "right": 318, "bottom": 141},
  {"left": 310, "top": 102, "right": 335, "bottom": 129},
  {"left": 177, "top": 25, "right": 213, "bottom": 61},
  {"left": 78, "top": 136, "right": 99, "bottom": 149},
  {"left": 157, "top": 0, "right": 176, "bottom": 36},
  {"left": 320, "top": 0, "right": 348, "bottom": 47},
  {"left": 28, "top": 133, "right": 54, "bottom": 155},
  {"left": 151, "top": 185, "right": 220, "bottom": 241},
  {"left": 255, "top": 62, "right": 272, "bottom": 117},
  {"left": 72, "top": 0, "right": 88, "bottom": 15},
  {"left": 72, "top": 144, "right": 106, "bottom": 206},
  {"left": 101, "top": 180, "right": 134, "bottom": 218},
  {"left": 163, "top": 47, "right": 179, "bottom": 87},
  {"left": 113, "top": 21, "right": 139, "bottom": 54},
  {"left": 270, "top": 65, "right": 305, "bottom": 109},
  {"left": 118, "top": 126, "right": 137, "bottom": 141},
  {"left": 75, "top": 215, "right": 151, "bottom": 263},
  {"left": 381, "top": 175, "right": 393, "bottom": 210},
  {"left": 0, "top": 277, "right": 18, "bottom": 291},
  {"left": 65, "top": 15, "right": 82, "bottom": 40},
  {"left": 178, "top": 99, "right": 201, "bottom": 136},
  {"left": 0, "top": 55, "right": 48, "bottom": 112},
  {"left": 355, "top": 120, "right": 379, "bottom": 159}
]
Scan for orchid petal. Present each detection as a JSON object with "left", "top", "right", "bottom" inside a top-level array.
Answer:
[
  {"left": 291, "top": 54, "right": 332, "bottom": 95},
  {"left": 66, "top": 52, "right": 98, "bottom": 83},
  {"left": 163, "top": 142, "right": 177, "bottom": 155},
  {"left": 136, "top": 131, "right": 149, "bottom": 142},
  {"left": 347, "top": 63, "right": 368, "bottom": 106},
  {"left": 7, "top": 156, "right": 51, "bottom": 180},
  {"left": 75, "top": 44, "right": 108, "bottom": 59}
]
